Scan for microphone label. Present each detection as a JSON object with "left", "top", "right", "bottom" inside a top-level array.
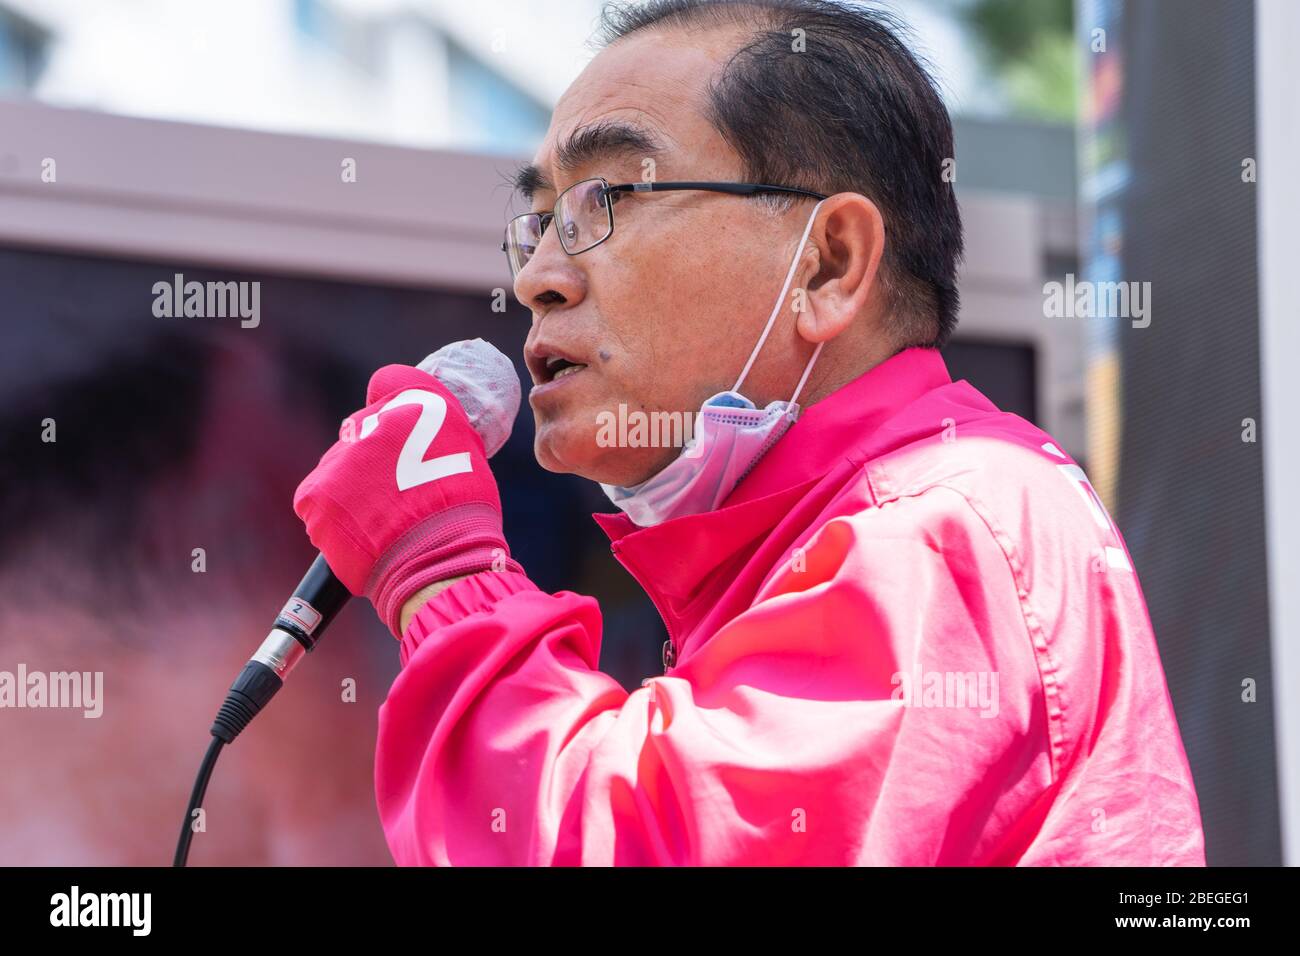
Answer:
[{"left": 278, "top": 598, "right": 323, "bottom": 635}]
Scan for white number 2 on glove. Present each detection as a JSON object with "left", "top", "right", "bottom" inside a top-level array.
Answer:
[{"left": 359, "top": 389, "right": 473, "bottom": 491}]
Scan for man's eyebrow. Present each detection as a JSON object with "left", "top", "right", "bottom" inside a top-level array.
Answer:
[
  {"left": 510, "top": 164, "right": 552, "bottom": 204},
  {"left": 510, "top": 120, "right": 667, "bottom": 204}
]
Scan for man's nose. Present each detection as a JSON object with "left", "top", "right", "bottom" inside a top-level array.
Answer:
[{"left": 512, "top": 226, "right": 586, "bottom": 313}]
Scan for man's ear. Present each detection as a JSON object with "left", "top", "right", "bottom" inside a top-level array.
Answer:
[{"left": 795, "top": 194, "right": 886, "bottom": 344}]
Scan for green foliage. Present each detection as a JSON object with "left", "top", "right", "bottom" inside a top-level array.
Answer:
[{"left": 962, "top": 0, "right": 1078, "bottom": 121}]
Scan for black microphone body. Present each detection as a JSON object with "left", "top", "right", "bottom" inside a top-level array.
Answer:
[
  {"left": 210, "top": 554, "right": 350, "bottom": 743},
  {"left": 272, "top": 553, "right": 352, "bottom": 652}
]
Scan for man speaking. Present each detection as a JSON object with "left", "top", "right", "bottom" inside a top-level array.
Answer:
[{"left": 293, "top": 0, "right": 1206, "bottom": 865}]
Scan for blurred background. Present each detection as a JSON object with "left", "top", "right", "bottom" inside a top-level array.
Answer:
[{"left": 0, "top": 0, "right": 1294, "bottom": 866}]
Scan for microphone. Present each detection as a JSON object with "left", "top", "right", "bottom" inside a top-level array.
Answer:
[
  {"left": 215, "top": 340, "right": 520, "bottom": 723},
  {"left": 176, "top": 340, "right": 520, "bottom": 865},
  {"left": 211, "top": 338, "right": 521, "bottom": 744}
]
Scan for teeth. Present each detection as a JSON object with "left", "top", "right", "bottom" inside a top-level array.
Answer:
[{"left": 552, "top": 363, "right": 585, "bottom": 380}]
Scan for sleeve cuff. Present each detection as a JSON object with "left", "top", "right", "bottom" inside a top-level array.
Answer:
[{"left": 398, "top": 570, "right": 541, "bottom": 667}]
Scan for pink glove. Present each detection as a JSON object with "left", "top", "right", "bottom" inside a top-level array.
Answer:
[{"left": 293, "top": 363, "right": 523, "bottom": 637}]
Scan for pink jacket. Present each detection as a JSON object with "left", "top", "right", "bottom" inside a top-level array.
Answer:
[{"left": 374, "top": 347, "right": 1207, "bottom": 865}]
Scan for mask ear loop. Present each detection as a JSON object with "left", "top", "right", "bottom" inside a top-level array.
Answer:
[
  {"left": 787, "top": 340, "right": 823, "bottom": 408},
  {"left": 731, "top": 199, "right": 827, "bottom": 401}
]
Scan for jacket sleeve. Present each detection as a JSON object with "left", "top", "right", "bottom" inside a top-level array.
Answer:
[{"left": 374, "top": 487, "right": 1055, "bottom": 865}]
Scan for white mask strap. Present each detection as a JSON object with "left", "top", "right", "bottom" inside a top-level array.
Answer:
[
  {"left": 732, "top": 199, "right": 827, "bottom": 399},
  {"left": 787, "top": 340, "right": 823, "bottom": 406}
]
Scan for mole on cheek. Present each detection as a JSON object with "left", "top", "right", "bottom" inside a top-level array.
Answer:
[{"left": 598, "top": 349, "right": 612, "bottom": 363}]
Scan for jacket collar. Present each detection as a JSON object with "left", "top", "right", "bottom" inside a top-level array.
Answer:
[{"left": 590, "top": 347, "right": 954, "bottom": 630}]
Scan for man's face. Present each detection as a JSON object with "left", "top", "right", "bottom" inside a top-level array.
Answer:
[{"left": 514, "top": 26, "right": 820, "bottom": 487}]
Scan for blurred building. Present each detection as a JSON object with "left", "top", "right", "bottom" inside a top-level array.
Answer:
[
  {"left": 1075, "top": 0, "right": 1291, "bottom": 868},
  {"left": 0, "top": 0, "right": 586, "bottom": 153}
]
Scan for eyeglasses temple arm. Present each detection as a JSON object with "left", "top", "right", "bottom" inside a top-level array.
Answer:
[{"left": 605, "top": 182, "right": 827, "bottom": 200}]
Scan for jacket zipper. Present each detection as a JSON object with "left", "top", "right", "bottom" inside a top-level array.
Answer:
[{"left": 610, "top": 540, "right": 679, "bottom": 673}]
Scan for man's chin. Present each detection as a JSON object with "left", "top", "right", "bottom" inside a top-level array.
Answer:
[
  {"left": 531, "top": 410, "right": 610, "bottom": 479},
  {"left": 532, "top": 426, "right": 676, "bottom": 486},
  {"left": 532, "top": 425, "right": 588, "bottom": 478}
]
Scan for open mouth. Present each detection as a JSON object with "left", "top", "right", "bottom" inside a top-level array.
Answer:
[{"left": 545, "top": 356, "right": 588, "bottom": 383}]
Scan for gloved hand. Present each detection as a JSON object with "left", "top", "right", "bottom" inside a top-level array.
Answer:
[{"left": 293, "top": 363, "right": 524, "bottom": 637}]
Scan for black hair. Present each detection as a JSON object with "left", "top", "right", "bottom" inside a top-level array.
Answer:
[{"left": 595, "top": 0, "right": 964, "bottom": 348}]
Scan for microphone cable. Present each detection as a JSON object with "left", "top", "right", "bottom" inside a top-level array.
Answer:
[{"left": 173, "top": 555, "right": 349, "bottom": 866}]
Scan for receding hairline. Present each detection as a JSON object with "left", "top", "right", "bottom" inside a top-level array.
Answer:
[
  {"left": 594, "top": 0, "right": 788, "bottom": 48},
  {"left": 513, "top": 18, "right": 765, "bottom": 204}
]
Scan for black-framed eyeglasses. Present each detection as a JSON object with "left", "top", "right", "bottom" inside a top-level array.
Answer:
[{"left": 501, "top": 178, "right": 828, "bottom": 280}]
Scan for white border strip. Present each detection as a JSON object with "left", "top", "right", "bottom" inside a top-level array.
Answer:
[{"left": 1256, "top": 0, "right": 1300, "bottom": 866}]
